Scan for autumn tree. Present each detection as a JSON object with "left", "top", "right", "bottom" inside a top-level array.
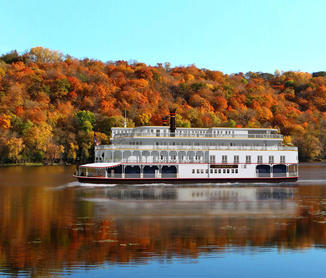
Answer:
[
  {"left": 1, "top": 47, "right": 326, "bottom": 162},
  {"left": 27, "top": 47, "right": 63, "bottom": 63}
]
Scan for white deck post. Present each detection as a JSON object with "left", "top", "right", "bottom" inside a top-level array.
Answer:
[
  {"left": 140, "top": 165, "right": 143, "bottom": 178},
  {"left": 122, "top": 165, "right": 125, "bottom": 179}
]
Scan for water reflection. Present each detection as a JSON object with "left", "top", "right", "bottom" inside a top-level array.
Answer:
[
  {"left": 84, "top": 186, "right": 297, "bottom": 216},
  {"left": 1, "top": 166, "right": 326, "bottom": 276}
]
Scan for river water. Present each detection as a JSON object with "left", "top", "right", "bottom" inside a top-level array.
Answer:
[{"left": 0, "top": 164, "right": 326, "bottom": 277}]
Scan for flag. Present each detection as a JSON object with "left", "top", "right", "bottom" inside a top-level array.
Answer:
[{"left": 94, "top": 134, "right": 99, "bottom": 146}]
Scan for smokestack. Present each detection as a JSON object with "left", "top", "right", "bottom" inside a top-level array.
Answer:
[
  {"left": 169, "top": 108, "right": 176, "bottom": 137},
  {"left": 162, "top": 116, "right": 168, "bottom": 126}
]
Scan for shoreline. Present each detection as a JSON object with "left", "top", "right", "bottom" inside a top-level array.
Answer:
[
  {"left": 0, "top": 162, "right": 325, "bottom": 167},
  {"left": 0, "top": 163, "right": 73, "bottom": 167}
]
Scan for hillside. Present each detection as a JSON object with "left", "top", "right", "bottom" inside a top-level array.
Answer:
[{"left": 0, "top": 47, "right": 326, "bottom": 163}]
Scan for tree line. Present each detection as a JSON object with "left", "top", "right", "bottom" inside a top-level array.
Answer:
[{"left": 1, "top": 47, "right": 326, "bottom": 164}]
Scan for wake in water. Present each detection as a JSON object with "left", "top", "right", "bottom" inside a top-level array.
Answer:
[
  {"left": 297, "top": 179, "right": 326, "bottom": 185},
  {"left": 49, "top": 180, "right": 301, "bottom": 190},
  {"left": 48, "top": 181, "right": 81, "bottom": 190},
  {"left": 49, "top": 181, "right": 118, "bottom": 190}
]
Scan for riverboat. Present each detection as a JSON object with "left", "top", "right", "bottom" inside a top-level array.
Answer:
[{"left": 74, "top": 111, "right": 298, "bottom": 184}]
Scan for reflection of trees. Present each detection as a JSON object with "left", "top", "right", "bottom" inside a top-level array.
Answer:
[{"left": 1, "top": 185, "right": 326, "bottom": 275}]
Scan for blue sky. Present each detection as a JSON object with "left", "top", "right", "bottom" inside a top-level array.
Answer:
[{"left": 1, "top": 0, "right": 326, "bottom": 73}]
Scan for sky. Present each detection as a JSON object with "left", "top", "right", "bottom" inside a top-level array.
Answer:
[{"left": 1, "top": 0, "right": 326, "bottom": 74}]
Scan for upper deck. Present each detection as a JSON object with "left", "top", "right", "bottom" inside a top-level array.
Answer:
[{"left": 111, "top": 126, "right": 283, "bottom": 140}]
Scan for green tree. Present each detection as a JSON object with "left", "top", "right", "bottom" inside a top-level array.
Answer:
[
  {"left": 74, "top": 110, "right": 95, "bottom": 132},
  {"left": 176, "top": 114, "right": 191, "bottom": 128}
]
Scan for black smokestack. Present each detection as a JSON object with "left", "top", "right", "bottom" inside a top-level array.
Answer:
[
  {"left": 169, "top": 108, "right": 176, "bottom": 136},
  {"left": 162, "top": 116, "right": 168, "bottom": 126}
]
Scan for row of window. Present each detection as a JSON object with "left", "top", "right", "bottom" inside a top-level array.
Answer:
[
  {"left": 210, "top": 155, "right": 286, "bottom": 164},
  {"left": 114, "top": 129, "right": 236, "bottom": 135},
  {"left": 97, "top": 154, "right": 286, "bottom": 163},
  {"left": 130, "top": 142, "right": 273, "bottom": 147},
  {"left": 113, "top": 129, "right": 249, "bottom": 135},
  {"left": 192, "top": 168, "right": 239, "bottom": 174}
]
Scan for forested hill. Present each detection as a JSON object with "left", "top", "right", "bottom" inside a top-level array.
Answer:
[{"left": 0, "top": 47, "right": 326, "bottom": 164}]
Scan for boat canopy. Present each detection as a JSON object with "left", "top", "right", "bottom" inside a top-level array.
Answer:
[{"left": 79, "top": 162, "right": 121, "bottom": 168}]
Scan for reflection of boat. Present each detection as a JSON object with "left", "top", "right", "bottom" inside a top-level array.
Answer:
[
  {"left": 83, "top": 186, "right": 297, "bottom": 216},
  {"left": 74, "top": 111, "right": 298, "bottom": 184}
]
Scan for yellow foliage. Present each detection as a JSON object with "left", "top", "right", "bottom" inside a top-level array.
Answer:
[
  {"left": 24, "top": 122, "right": 53, "bottom": 152},
  {"left": 0, "top": 114, "right": 11, "bottom": 129},
  {"left": 138, "top": 113, "right": 152, "bottom": 126},
  {"left": 292, "top": 125, "right": 305, "bottom": 135},
  {"left": 261, "top": 107, "right": 273, "bottom": 121},
  {"left": 67, "top": 143, "right": 79, "bottom": 161},
  {"left": 283, "top": 136, "right": 292, "bottom": 145},
  {"left": 0, "top": 67, "right": 5, "bottom": 78},
  {"left": 94, "top": 132, "right": 109, "bottom": 145},
  {"left": 185, "top": 74, "right": 194, "bottom": 82},
  {"left": 206, "top": 83, "right": 214, "bottom": 90},
  {"left": 7, "top": 137, "right": 24, "bottom": 162}
]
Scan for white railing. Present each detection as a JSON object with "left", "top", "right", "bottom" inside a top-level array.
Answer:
[
  {"left": 96, "top": 144, "right": 297, "bottom": 152},
  {"left": 112, "top": 132, "right": 283, "bottom": 139}
]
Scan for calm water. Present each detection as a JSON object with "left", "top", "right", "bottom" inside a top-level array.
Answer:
[{"left": 1, "top": 164, "right": 326, "bottom": 277}]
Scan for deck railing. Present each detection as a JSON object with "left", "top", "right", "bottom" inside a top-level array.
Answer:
[
  {"left": 112, "top": 132, "right": 283, "bottom": 140},
  {"left": 96, "top": 144, "right": 297, "bottom": 152}
]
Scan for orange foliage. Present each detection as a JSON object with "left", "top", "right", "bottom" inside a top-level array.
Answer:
[{"left": 1, "top": 48, "right": 326, "bottom": 162}]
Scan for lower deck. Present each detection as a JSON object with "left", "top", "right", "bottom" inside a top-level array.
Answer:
[
  {"left": 75, "top": 163, "right": 298, "bottom": 184},
  {"left": 76, "top": 176, "right": 298, "bottom": 184}
]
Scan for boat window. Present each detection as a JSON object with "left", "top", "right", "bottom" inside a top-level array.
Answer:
[
  {"left": 227, "top": 169, "right": 230, "bottom": 174},
  {"left": 223, "top": 169, "right": 226, "bottom": 173},
  {"left": 218, "top": 169, "right": 221, "bottom": 174},
  {"left": 201, "top": 169, "right": 204, "bottom": 174},
  {"left": 269, "top": 156, "right": 274, "bottom": 164},
  {"left": 197, "top": 169, "right": 200, "bottom": 174},
  {"left": 210, "top": 169, "right": 213, "bottom": 174},
  {"left": 280, "top": 155, "right": 286, "bottom": 163},
  {"left": 235, "top": 169, "right": 238, "bottom": 174},
  {"left": 215, "top": 169, "right": 218, "bottom": 174},
  {"left": 192, "top": 169, "right": 195, "bottom": 174}
]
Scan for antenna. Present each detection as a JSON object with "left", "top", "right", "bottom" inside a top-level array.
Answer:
[{"left": 124, "top": 110, "right": 127, "bottom": 128}]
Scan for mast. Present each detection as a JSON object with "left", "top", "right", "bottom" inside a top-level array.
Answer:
[{"left": 124, "top": 110, "right": 127, "bottom": 128}]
